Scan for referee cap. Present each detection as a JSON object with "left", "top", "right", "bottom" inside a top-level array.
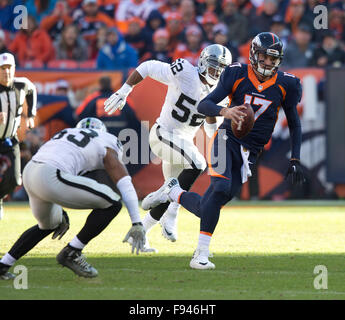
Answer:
[{"left": 0, "top": 53, "right": 15, "bottom": 67}]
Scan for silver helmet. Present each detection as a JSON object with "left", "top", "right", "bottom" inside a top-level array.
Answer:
[
  {"left": 76, "top": 117, "right": 107, "bottom": 132},
  {"left": 198, "top": 44, "right": 232, "bottom": 86}
]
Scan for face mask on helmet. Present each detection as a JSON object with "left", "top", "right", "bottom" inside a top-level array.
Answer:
[
  {"left": 76, "top": 117, "right": 107, "bottom": 132},
  {"left": 198, "top": 44, "right": 232, "bottom": 86},
  {"left": 255, "top": 50, "right": 281, "bottom": 77}
]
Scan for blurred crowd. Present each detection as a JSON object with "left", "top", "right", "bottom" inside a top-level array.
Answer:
[{"left": 0, "top": 0, "right": 344, "bottom": 70}]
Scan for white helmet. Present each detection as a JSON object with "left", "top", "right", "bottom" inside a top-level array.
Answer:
[
  {"left": 76, "top": 117, "right": 107, "bottom": 132},
  {"left": 198, "top": 44, "right": 232, "bottom": 86}
]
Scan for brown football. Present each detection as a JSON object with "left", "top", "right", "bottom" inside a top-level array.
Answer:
[{"left": 231, "top": 103, "right": 254, "bottom": 139}]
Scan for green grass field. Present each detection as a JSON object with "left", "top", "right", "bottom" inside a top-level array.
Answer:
[{"left": 1, "top": 201, "right": 345, "bottom": 300}]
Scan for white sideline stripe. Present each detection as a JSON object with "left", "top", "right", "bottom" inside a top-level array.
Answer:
[{"left": 1, "top": 284, "right": 345, "bottom": 297}]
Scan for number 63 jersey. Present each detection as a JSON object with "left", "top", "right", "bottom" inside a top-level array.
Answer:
[
  {"left": 32, "top": 128, "right": 123, "bottom": 176},
  {"left": 138, "top": 59, "right": 228, "bottom": 138}
]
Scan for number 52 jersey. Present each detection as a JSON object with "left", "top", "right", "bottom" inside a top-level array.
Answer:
[
  {"left": 32, "top": 128, "right": 123, "bottom": 176},
  {"left": 137, "top": 58, "right": 228, "bottom": 138}
]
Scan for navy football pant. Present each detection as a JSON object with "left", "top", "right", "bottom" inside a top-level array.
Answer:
[{"left": 179, "top": 130, "right": 256, "bottom": 235}]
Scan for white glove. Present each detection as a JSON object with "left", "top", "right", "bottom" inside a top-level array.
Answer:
[
  {"left": 123, "top": 222, "right": 145, "bottom": 255},
  {"left": 104, "top": 83, "right": 133, "bottom": 115}
]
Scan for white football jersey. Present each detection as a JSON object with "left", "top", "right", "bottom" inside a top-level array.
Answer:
[
  {"left": 32, "top": 128, "right": 123, "bottom": 176},
  {"left": 138, "top": 59, "right": 228, "bottom": 138}
]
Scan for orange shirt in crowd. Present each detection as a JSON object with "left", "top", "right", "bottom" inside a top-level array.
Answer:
[
  {"left": 40, "top": 14, "right": 73, "bottom": 31},
  {"left": 9, "top": 29, "right": 55, "bottom": 66},
  {"left": 172, "top": 43, "right": 206, "bottom": 66}
]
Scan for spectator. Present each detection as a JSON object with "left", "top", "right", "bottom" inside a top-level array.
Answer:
[
  {"left": 220, "top": 0, "right": 249, "bottom": 46},
  {"left": 200, "top": 11, "right": 218, "bottom": 43},
  {"left": 96, "top": 27, "right": 138, "bottom": 70},
  {"left": 281, "top": 23, "right": 314, "bottom": 69},
  {"left": 92, "top": 25, "right": 108, "bottom": 59},
  {"left": 249, "top": 0, "right": 279, "bottom": 36},
  {"left": 284, "top": 0, "right": 314, "bottom": 37},
  {"left": 165, "top": 11, "right": 184, "bottom": 52},
  {"left": 125, "top": 17, "right": 152, "bottom": 60},
  {"left": 141, "top": 28, "right": 173, "bottom": 63},
  {"left": 328, "top": 2, "right": 345, "bottom": 43},
  {"left": 179, "top": 0, "right": 199, "bottom": 27},
  {"left": 74, "top": 0, "right": 116, "bottom": 48},
  {"left": 310, "top": 30, "right": 345, "bottom": 68},
  {"left": 212, "top": 23, "right": 239, "bottom": 62},
  {"left": 116, "top": 0, "right": 157, "bottom": 33},
  {"left": 40, "top": 0, "right": 73, "bottom": 41},
  {"left": 195, "top": 0, "right": 223, "bottom": 17},
  {"left": 53, "top": 24, "right": 89, "bottom": 61},
  {"left": 25, "top": 0, "right": 58, "bottom": 24},
  {"left": 0, "top": 0, "right": 24, "bottom": 32},
  {"left": 55, "top": 79, "right": 79, "bottom": 109},
  {"left": 173, "top": 24, "right": 206, "bottom": 65},
  {"left": 159, "top": 0, "right": 181, "bottom": 17},
  {"left": 144, "top": 9, "right": 166, "bottom": 39},
  {"left": 98, "top": 0, "right": 118, "bottom": 18},
  {"left": 236, "top": 0, "right": 257, "bottom": 20},
  {"left": 269, "top": 14, "right": 290, "bottom": 49},
  {"left": 0, "top": 30, "right": 11, "bottom": 55},
  {"left": 9, "top": 16, "right": 55, "bottom": 67}
]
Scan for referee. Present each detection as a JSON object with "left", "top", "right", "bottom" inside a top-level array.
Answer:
[{"left": 0, "top": 52, "right": 37, "bottom": 219}]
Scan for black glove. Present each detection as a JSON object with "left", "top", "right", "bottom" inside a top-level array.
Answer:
[
  {"left": 52, "top": 210, "right": 70, "bottom": 240},
  {"left": 285, "top": 159, "right": 305, "bottom": 186}
]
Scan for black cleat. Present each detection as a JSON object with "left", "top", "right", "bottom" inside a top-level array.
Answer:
[
  {"left": 0, "top": 263, "right": 15, "bottom": 280},
  {"left": 56, "top": 246, "right": 98, "bottom": 278}
]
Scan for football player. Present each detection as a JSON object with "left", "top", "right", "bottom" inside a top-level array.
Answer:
[
  {"left": 142, "top": 32, "right": 305, "bottom": 269},
  {"left": 0, "top": 118, "right": 145, "bottom": 280},
  {"left": 104, "top": 44, "right": 232, "bottom": 249}
]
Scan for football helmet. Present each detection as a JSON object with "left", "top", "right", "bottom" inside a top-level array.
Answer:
[
  {"left": 249, "top": 32, "right": 283, "bottom": 77},
  {"left": 198, "top": 44, "right": 232, "bottom": 86},
  {"left": 76, "top": 117, "right": 107, "bottom": 132}
]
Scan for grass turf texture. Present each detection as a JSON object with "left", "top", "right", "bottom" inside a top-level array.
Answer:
[{"left": 1, "top": 201, "right": 345, "bottom": 300}]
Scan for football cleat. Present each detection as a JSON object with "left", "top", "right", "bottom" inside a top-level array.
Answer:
[
  {"left": 141, "top": 178, "right": 179, "bottom": 211},
  {"left": 160, "top": 213, "right": 178, "bottom": 242},
  {"left": 56, "top": 246, "right": 98, "bottom": 278},
  {"left": 0, "top": 263, "right": 15, "bottom": 280},
  {"left": 190, "top": 247, "right": 215, "bottom": 270},
  {"left": 127, "top": 236, "right": 158, "bottom": 253}
]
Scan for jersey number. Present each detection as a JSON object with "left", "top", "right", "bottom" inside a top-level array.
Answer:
[
  {"left": 170, "top": 59, "right": 184, "bottom": 75},
  {"left": 172, "top": 93, "right": 205, "bottom": 127},
  {"left": 244, "top": 94, "right": 273, "bottom": 121},
  {"left": 52, "top": 129, "right": 99, "bottom": 148}
]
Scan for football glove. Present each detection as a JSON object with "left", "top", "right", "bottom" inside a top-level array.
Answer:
[
  {"left": 123, "top": 222, "right": 145, "bottom": 255},
  {"left": 285, "top": 159, "right": 305, "bottom": 186},
  {"left": 52, "top": 210, "right": 70, "bottom": 240},
  {"left": 104, "top": 83, "right": 132, "bottom": 115}
]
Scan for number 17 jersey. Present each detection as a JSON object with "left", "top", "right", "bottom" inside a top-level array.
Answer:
[{"left": 139, "top": 59, "right": 228, "bottom": 138}]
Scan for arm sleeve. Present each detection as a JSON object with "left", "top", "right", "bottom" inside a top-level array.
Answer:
[
  {"left": 282, "top": 77, "right": 303, "bottom": 159},
  {"left": 198, "top": 67, "right": 234, "bottom": 116},
  {"left": 136, "top": 60, "right": 176, "bottom": 86},
  {"left": 18, "top": 77, "right": 37, "bottom": 117}
]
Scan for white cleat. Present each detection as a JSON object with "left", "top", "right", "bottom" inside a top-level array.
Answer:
[
  {"left": 160, "top": 213, "right": 177, "bottom": 242},
  {"left": 190, "top": 248, "right": 215, "bottom": 270},
  {"left": 127, "top": 236, "right": 158, "bottom": 253},
  {"left": 142, "top": 178, "right": 179, "bottom": 211}
]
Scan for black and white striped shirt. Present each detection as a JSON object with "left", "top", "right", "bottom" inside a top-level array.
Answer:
[{"left": 0, "top": 77, "right": 37, "bottom": 140}]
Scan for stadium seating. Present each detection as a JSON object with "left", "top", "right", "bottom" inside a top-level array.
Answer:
[{"left": 47, "top": 60, "right": 79, "bottom": 69}]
